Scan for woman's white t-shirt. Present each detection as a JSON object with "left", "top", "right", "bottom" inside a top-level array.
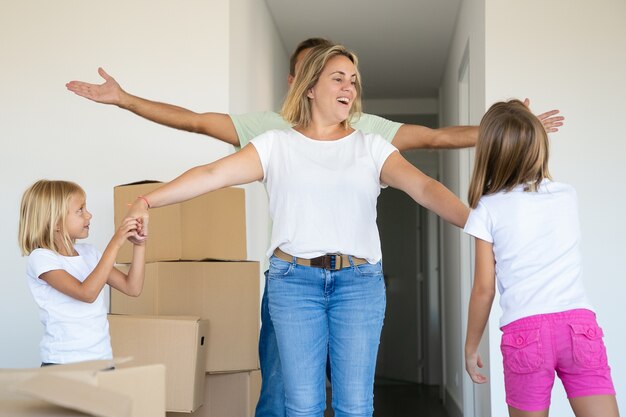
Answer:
[
  {"left": 27, "top": 243, "right": 112, "bottom": 364},
  {"left": 464, "top": 180, "right": 593, "bottom": 327},
  {"left": 251, "top": 128, "right": 397, "bottom": 263}
]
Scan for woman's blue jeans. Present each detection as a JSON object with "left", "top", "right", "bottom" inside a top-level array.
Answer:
[{"left": 266, "top": 255, "right": 386, "bottom": 417}]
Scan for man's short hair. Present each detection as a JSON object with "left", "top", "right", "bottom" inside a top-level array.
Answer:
[{"left": 289, "top": 37, "right": 334, "bottom": 76}]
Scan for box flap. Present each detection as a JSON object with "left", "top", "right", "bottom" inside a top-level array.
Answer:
[
  {"left": 13, "top": 374, "right": 132, "bottom": 417},
  {"left": 114, "top": 180, "right": 162, "bottom": 188},
  {"left": 39, "top": 359, "right": 117, "bottom": 373}
]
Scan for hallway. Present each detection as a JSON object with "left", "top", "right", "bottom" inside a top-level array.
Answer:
[{"left": 324, "top": 380, "right": 448, "bottom": 417}]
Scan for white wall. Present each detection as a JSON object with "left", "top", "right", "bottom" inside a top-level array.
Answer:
[
  {"left": 0, "top": 0, "right": 286, "bottom": 368},
  {"left": 229, "top": 0, "right": 288, "bottom": 277},
  {"left": 439, "top": 0, "right": 486, "bottom": 415},
  {"left": 485, "top": 0, "right": 626, "bottom": 415},
  {"left": 229, "top": 0, "right": 288, "bottom": 115},
  {"left": 440, "top": 0, "right": 626, "bottom": 416}
]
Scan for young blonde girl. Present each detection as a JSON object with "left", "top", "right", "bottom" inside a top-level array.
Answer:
[
  {"left": 18, "top": 180, "right": 146, "bottom": 365},
  {"left": 464, "top": 100, "right": 619, "bottom": 417}
]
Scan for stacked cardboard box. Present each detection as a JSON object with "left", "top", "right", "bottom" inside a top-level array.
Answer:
[
  {"left": 108, "top": 315, "right": 209, "bottom": 412},
  {"left": 110, "top": 181, "right": 261, "bottom": 416},
  {"left": 167, "top": 370, "right": 261, "bottom": 417},
  {"left": 113, "top": 181, "right": 247, "bottom": 263}
]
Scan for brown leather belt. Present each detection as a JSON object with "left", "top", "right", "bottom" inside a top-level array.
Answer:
[{"left": 274, "top": 248, "right": 368, "bottom": 271}]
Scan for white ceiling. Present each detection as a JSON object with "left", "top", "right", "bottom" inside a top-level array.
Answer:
[{"left": 264, "top": 0, "right": 463, "bottom": 100}]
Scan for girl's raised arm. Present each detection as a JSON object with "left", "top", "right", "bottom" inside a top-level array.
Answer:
[
  {"left": 39, "top": 218, "right": 142, "bottom": 303},
  {"left": 106, "top": 220, "right": 146, "bottom": 297}
]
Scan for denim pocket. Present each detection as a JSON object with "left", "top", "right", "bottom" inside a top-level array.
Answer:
[
  {"left": 354, "top": 261, "right": 383, "bottom": 277},
  {"left": 501, "top": 328, "right": 543, "bottom": 374},
  {"left": 569, "top": 322, "right": 608, "bottom": 368},
  {"left": 268, "top": 256, "right": 293, "bottom": 279}
]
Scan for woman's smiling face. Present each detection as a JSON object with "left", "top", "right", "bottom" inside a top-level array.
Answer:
[{"left": 307, "top": 54, "right": 357, "bottom": 124}]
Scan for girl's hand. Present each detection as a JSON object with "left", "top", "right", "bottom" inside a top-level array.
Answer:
[
  {"left": 465, "top": 351, "right": 488, "bottom": 384},
  {"left": 113, "top": 217, "right": 142, "bottom": 247},
  {"left": 131, "top": 218, "right": 146, "bottom": 246}
]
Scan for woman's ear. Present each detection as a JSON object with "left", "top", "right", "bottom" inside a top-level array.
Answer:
[{"left": 307, "top": 88, "right": 314, "bottom": 99}]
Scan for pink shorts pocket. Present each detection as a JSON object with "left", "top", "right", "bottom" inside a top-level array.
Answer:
[
  {"left": 569, "top": 322, "right": 608, "bottom": 369},
  {"left": 501, "top": 327, "right": 543, "bottom": 374}
]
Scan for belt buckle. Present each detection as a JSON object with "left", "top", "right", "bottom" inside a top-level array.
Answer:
[
  {"left": 310, "top": 253, "right": 343, "bottom": 270},
  {"left": 325, "top": 253, "right": 342, "bottom": 270}
]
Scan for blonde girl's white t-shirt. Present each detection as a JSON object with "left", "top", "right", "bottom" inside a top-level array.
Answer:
[
  {"left": 250, "top": 128, "right": 397, "bottom": 264},
  {"left": 464, "top": 180, "right": 593, "bottom": 327},
  {"left": 26, "top": 243, "right": 112, "bottom": 364}
]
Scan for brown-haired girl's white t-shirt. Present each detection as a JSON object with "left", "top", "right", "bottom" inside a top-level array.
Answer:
[{"left": 464, "top": 180, "right": 594, "bottom": 327}]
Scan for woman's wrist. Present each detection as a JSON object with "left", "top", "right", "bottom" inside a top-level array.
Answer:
[{"left": 136, "top": 195, "right": 151, "bottom": 209}]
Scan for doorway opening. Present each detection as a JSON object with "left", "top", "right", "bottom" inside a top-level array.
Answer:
[{"left": 376, "top": 113, "right": 446, "bottom": 416}]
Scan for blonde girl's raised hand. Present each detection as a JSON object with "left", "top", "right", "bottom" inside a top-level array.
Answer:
[
  {"left": 39, "top": 217, "right": 146, "bottom": 303},
  {"left": 106, "top": 217, "right": 146, "bottom": 298},
  {"left": 111, "top": 217, "right": 143, "bottom": 247}
]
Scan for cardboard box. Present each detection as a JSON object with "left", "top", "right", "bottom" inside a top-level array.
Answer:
[
  {"left": 167, "top": 370, "right": 261, "bottom": 417},
  {"left": 111, "top": 261, "right": 260, "bottom": 373},
  {"left": 0, "top": 359, "right": 165, "bottom": 417},
  {"left": 114, "top": 181, "right": 246, "bottom": 263},
  {"left": 108, "top": 315, "right": 209, "bottom": 413}
]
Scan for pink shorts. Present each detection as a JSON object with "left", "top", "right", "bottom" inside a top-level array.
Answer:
[{"left": 500, "top": 309, "right": 615, "bottom": 412}]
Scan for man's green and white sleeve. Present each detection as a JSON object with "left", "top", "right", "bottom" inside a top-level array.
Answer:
[
  {"left": 230, "top": 111, "right": 291, "bottom": 149},
  {"left": 352, "top": 113, "right": 402, "bottom": 143}
]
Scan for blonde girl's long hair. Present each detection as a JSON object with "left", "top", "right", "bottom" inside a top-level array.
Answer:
[
  {"left": 281, "top": 44, "right": 363, "bottom": 129},
  {"left": 468, "top": 100, "right": 551, "bottom": 208},
  {"left": 18, "top": 180, "right": 85, "bottom": 256}
]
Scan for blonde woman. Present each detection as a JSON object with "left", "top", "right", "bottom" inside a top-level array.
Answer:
[{"left": 126, "top": 44, "right": 467, "bottom": 416}]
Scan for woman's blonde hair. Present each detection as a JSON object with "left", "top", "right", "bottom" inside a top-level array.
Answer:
[
  {"left": 468, "top": 99, "right": 551, "bottom": 208},
  {"left": 281, "top": 44, "right": 362, "bottom": 129},
  {"left": 18, "top": 179, "right": 85, "bottom": 256}
]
